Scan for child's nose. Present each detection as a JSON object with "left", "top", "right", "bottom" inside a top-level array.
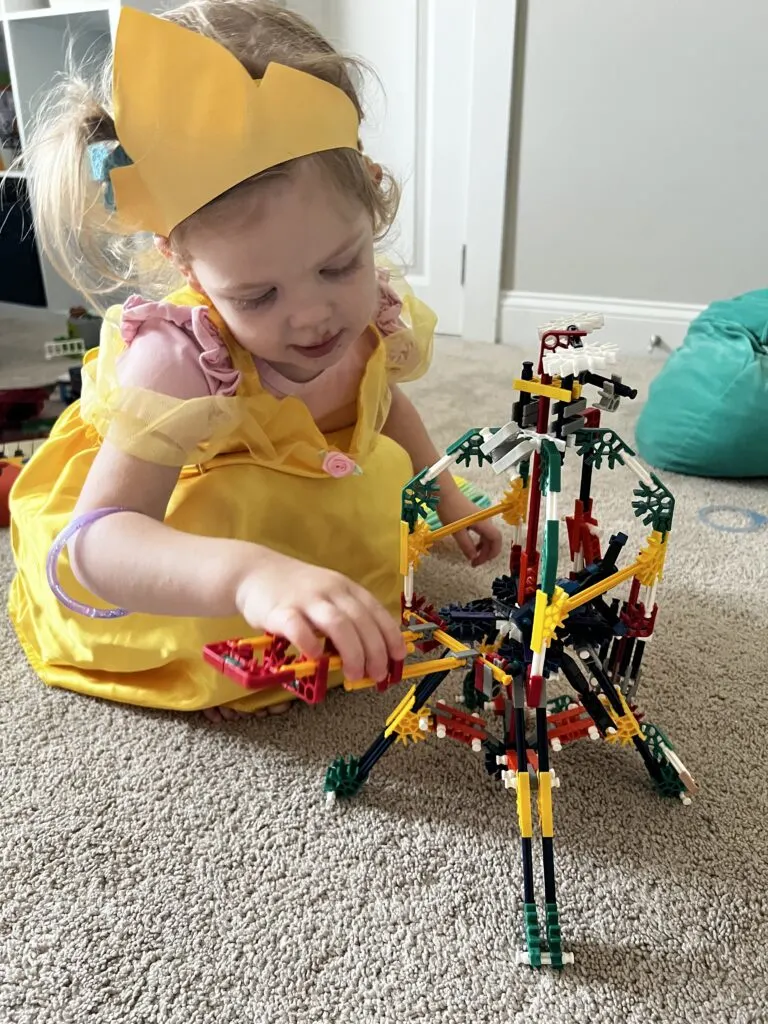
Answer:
[{"left": 288, "top": 298, "right": 334, "bottom": 332}]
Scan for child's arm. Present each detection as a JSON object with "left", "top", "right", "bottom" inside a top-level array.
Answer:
[
  {"left": 68, "top": 448, "right": 404, "bottom": 683},
  {"left": 65, "top": 318, "right": 404, "bottom": 679},
  {"left": 382, "top": 385, "right": 502, "bottom": 567}
]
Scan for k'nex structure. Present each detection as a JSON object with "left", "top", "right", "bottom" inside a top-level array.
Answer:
[{"left": 204, "top": 313, "right": 697, "bottom": 969}]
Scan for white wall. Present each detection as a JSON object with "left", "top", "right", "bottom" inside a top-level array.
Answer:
[{"left": 503, "top": 0, "right": 768, "bottom": 307}]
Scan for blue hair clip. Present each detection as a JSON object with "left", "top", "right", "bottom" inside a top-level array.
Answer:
[{"left": 87, "top": 141, "right": 133, "bottom": 212}]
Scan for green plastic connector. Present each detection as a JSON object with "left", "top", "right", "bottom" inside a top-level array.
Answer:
[
  {"left": 541, "top": 520, "right": 560, "bottom": 597},
  {"left": 575, "top": 428, "right": 635, "bottom": 470},
  {"left": 461, "top": 668, "right": 488, "bottom": 711},
  {"left": 643, "top": 722, "right": 671, "bottom": 755},
  {"left": 547, "top": 693, "right": 576, "bottom": 715},
  {"left": 632, "top": 474, "right": 675, "bottom": 533},
  {"left": 643, "top": 723, "right": 686, "bottom": 799},
  {"left": 545, "top": 903, "right": 564, "bottom": 969},
  {"left": 446, "top": 428, "right": 492, "bottom": 468},
  {"left": 401, "top": 470, "right": 441, "bottom": 530},
  {"left": 652, "top": 762, "right": 687, "bottom": 800},
  {"left": 324, "top": 756, "right": 365, "bottom": 800},
  {"left": 522, "top": 902, "right": 542, "bottom": 968},
  {"left": 540, "top": 439, "right": 562, "bottom": 494}
]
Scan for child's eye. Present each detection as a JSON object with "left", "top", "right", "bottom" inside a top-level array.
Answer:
[
  {"left": 232, "top": 289, "right": 276, "bottom": 311},
  {"left": 322, "top": 257, "right": 361, "bottom": 279}
]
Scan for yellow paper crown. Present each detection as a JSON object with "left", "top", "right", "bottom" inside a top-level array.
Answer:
[{"left": 107, "top": 8, "right": 360, "bottom": 236}]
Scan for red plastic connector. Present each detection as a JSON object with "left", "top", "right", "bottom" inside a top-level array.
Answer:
[{"left": 432, "top": 702, "right": 488, "bottom": 747}]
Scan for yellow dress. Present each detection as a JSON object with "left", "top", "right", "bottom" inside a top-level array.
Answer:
[{"left": 8, "top": 283, "right": 436, "bottom": 712}]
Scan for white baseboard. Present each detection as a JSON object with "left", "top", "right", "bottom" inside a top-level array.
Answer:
[{"left": 499, "top": 290, "right": 704, "bottom": 353}]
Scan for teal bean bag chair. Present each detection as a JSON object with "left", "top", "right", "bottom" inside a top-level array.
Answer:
[{"left": 636, "top": 289, "right": 768, "bottom": 477}]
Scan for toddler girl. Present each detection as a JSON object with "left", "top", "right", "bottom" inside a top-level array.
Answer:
[{"left": 9, "top": 0, "right": 501, "bottom": 721}]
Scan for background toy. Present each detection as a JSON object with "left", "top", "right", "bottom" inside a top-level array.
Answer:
[{"left": 204, "top": 315, "right": 697, "bottom": 969}]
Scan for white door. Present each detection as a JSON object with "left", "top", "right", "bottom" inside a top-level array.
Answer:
[{"left": 288, "top": 0, "right": 473, "bottom": 336}]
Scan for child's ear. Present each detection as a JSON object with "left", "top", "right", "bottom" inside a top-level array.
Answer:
[{"left": 153, "top": 234, "right": 202, "bottom": 290}]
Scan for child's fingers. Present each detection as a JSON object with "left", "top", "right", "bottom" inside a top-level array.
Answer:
[
  {"left": 265, "top": 607, "right": 322, "bottom": 659},
  {"left": 306, "top": 599, "right": 366, "bottom": 681},
  {"left": 355, "top": 587, "right": 408, "bottom": 663},
  {"left": 335, "top": 593, "right": 389, "bottom": 681},
  {"left": 466, "top": 523, "right": 503, "bottom": 565},
  {"left": 452, "top": 528, "right": 478, "bottom": 562}
]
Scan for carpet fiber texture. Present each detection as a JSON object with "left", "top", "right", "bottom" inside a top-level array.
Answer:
[{"left": 2, "top": 338, "right": 767, "bottom": 1023}]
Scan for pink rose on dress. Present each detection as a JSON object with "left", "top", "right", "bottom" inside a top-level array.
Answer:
[{"left": 322, "top": 451, "right": 359, "bottom": 478}]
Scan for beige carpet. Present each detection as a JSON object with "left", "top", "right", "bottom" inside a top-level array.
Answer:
[{"left": 2, "top": 338, "right": 767, "bottom": 1023}]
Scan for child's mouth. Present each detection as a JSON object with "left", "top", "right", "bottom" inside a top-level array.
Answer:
[{"left": 293, "top": 330, "right": 344, "bottom": 360}]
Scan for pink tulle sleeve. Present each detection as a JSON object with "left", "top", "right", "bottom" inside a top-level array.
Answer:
[
  {"left": 117, "top": 296, "right": 240, "bottom": 398},
  {"left": 374, "top": 268, "right": 406, "bottom": 337}
]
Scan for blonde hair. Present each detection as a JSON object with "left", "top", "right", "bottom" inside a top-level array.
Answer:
[{"left": 24, "top": 0, "right": 400, "bottom": 311}]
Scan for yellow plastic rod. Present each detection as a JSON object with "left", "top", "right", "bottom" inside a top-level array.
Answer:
[
  {"left": 513, "top": 378, "right": 572, "bottom": 402},
  {"left": 563, "top": 560, "right": 642, "bottom": 612},
  {"left": 428, "top": 499, "right": 515, "bottom": 542}
]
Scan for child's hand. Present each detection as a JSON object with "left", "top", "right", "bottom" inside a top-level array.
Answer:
[
  {"left": 437, "top": 481, "right": 503, "bottom": 567},
  {"left": 235, "top": 551, "right": 406, "bottom": 682}
]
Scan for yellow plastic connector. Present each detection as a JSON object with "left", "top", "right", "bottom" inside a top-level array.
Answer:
[
  {"left": 516, "top": 771, "right": 533, "bottom": 838},
  {"left": 531, "top": 586, "right": 570, "bottom": 652},
  {"left": 634, "top": 530, "right": 668, "bottom": 587},
  {"left": 538, "top": 771, "right": 554, "bottom": 838},
  {"left": 392, "top": 708, "right": 431, "bottom": 746},
  {"left": 501, "top": 477, "right": 529, "bottom": 528},
  {"left": 407, "top": 520, "right": 435, "bottom": 569},
  {"left": 399, "top": 520, "right": 410, "bottom": 576},
  {"left": 384, "top": 685, "right": 417, "bottom": 739},
  {"left": 513, "top": 377, "right": 573, "bottom": 403},
  {"left": 604, "top": 691, "right": 645, "bottom": 747}
]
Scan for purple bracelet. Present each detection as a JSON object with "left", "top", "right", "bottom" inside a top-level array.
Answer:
[{"left": 47, "top": 507, "right": 133, "bottom": 619}]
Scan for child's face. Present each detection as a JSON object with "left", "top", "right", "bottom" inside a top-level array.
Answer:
[{"left": 181, "top": 161, "right": 379, "bottom": 382}]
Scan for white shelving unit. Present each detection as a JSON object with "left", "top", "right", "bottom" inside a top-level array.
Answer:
[{"left": 0, "top": 0, "right": 165, "bottom": 311}]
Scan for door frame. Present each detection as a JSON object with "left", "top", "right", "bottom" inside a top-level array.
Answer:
[{"left": 461, "top": 0, "right": 518, "bottom": 343}]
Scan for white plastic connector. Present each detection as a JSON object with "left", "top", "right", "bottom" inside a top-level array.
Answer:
[
  {"left": 471, "top": 739, "right": 482, "bottom": 753},
  {"left": 516, "top": 950, "right": 575, "bottom": 967},
  {"left": 542, "top": 335, "right": 618, "bottom": 377},
  {"left": 423, "top": 452, "right": 457, "bottom": 483},
  {"left": 436, "top": 724, "right": 447, "bottom": 739},
  {"left": 623, "top": 454, "right": 654, "bottom": 488},
  {"left": 404, "top": 568, "right": 414, "bottom": 607},
  {"left": 538, "top": 312, "right": 604, "bottom": 338},
  {"left": 550, "top": 738, "right": 562, "bottom": 753}
]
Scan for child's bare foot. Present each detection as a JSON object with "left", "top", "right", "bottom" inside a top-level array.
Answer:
[{"left": 202, "top": 701, "right": 293, "bottom": 723}]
